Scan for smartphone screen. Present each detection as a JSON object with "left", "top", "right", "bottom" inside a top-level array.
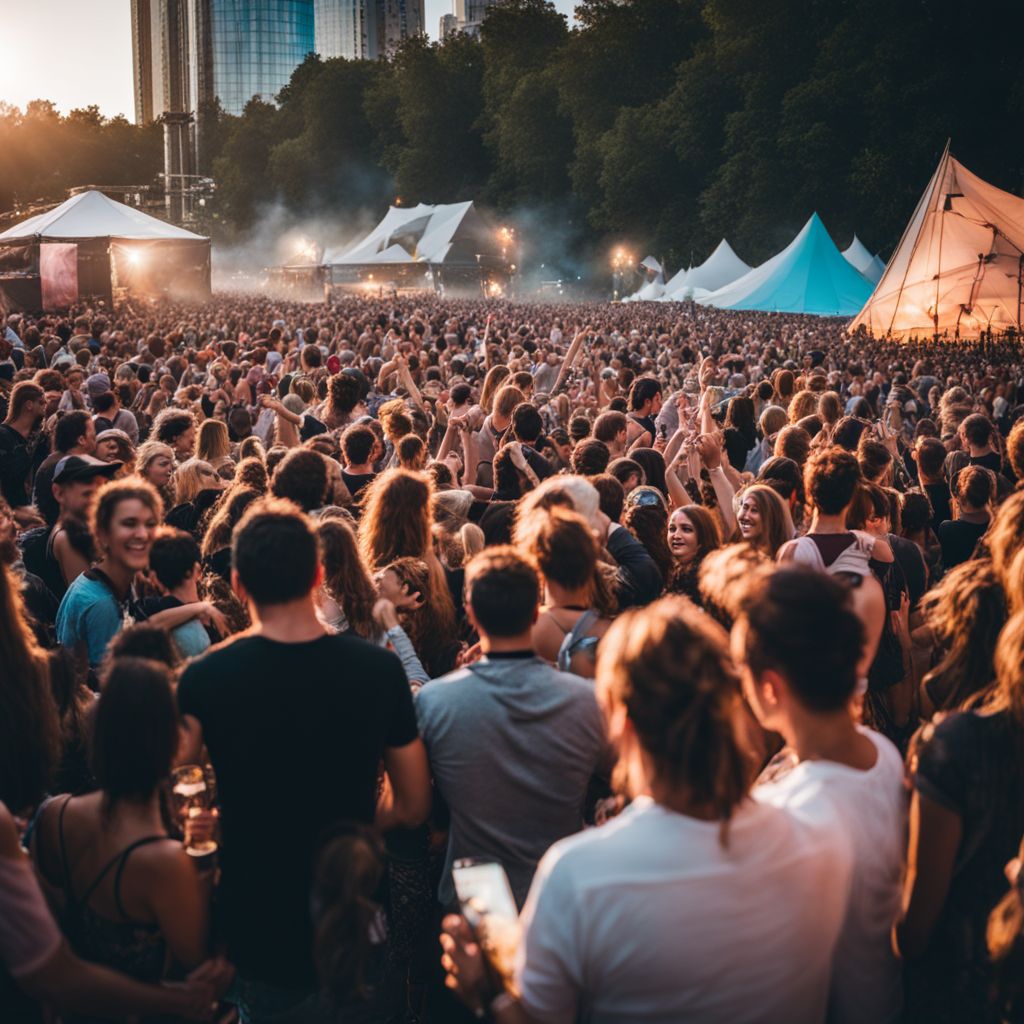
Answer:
[
  {"left": 453, "top": 859, "right": 520, "bottom": 990},
  {"left": 452, "top": 859, "right": 518, "bottom": 926}
]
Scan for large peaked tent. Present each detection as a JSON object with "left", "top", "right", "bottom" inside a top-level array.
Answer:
[
  {"left": 663, "top": 239, "right": 750, "bottom": 299},
  {"left": 842, "top": 235, "right": 886, "bottom": 284},
  {"left": 0, "top": 190, "right": 210, "bottom": 310},
  {"left": 699, "top": 214, "right": 874, "bottom": 316},
  {"left": 849, "top": 145, "right": 1024, "bottom": 339},
  {"left": 324, "top": 202, "right": 508, "bottom": 292}
]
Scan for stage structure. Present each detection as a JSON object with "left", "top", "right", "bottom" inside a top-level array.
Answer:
[
  {"left": 0, "top": 190, "right": 210, "bottom": 311},
  {"left": 322, "top": 202, "right": 515, "bottom": 297}
]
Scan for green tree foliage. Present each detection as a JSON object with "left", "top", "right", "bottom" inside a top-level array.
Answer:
[
  {"left": 2, "top": 0, "right": 1023, "bottom": 264},
  {"left": 0, "top": 102, "right": 161, "bottom": 215}
]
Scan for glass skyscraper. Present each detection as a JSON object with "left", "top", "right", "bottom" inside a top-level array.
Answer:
[
  {"left": 132, "top": 0, "right": 316, "bottom": 122},
  {"left": 314, "top": 0, "right": 422, "bottom": 60},
  {"left": 210, "top": 0, "right": 315, "bottom": 114}
]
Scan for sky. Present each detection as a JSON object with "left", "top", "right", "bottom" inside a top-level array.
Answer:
[
  {"left": 0, "top": 0, "right": 576, "bottom": 121},
  {"left": 0, "top": 2, "right": 136, "bottom": 119}
]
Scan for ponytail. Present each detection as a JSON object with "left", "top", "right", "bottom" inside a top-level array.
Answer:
[
  {"left": 597, "top": 596, "right": 749, "bottom": 844},
  {"left": 313, "top": 829, "right": 386, "bottom": 1008}
]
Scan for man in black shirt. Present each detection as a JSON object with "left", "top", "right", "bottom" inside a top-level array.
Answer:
[
  {"left": 177, "top": 499, "right": 430, "bottom": 1014},
  {"left": 340, "top": 422, "right": 378, "bottom": 501},
  {"left": 913, "top": 437, "right": 952, "bottom": 532},
  {"left": 0, "top": 381, "right": 48, "bottom": 525}
]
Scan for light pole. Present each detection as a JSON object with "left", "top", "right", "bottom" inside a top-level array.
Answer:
[{"left": 611, "top": 247, "right": 632, "bottom": 301}]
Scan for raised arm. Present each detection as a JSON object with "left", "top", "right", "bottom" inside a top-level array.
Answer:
[
  {"left": 698, "top": 433, "right": 737, "bottom": 536},
  {"left": 550, "top": 327, "right": 588, "bottom": 396}
]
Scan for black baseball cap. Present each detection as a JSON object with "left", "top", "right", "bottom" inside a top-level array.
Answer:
[{"left": 53, "top": 454, "right": 121, "bottom": 485}]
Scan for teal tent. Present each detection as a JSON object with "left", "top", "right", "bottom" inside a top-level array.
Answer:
[{"left": 699, "top": 213, "right": 874, "bottom": 316}]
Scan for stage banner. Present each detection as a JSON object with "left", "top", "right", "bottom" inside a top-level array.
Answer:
[{"left": 40, "top": 243, "right": 78, "bottom": 310}]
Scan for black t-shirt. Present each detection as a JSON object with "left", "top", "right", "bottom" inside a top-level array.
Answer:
[
  {"left": 341, "top": 470, "right": 376, "bottom": 501},
  {"left": 924, "top": 481, "right": 952, "bottom": 531},
  {"left": 0, "top": 423, "right": 47, "bottom": 507},
  {"left": 910, "top": 710, "right": 1024, "bottom": 1020},
  {"left": 299, "top": 413, "right": 328, "bottom": 441},
  {"left": 938, "top": 518, "right": 988, "bottom": 570},
  {"left": 177, "top": 633, "right": 418, "bottom": 987}
]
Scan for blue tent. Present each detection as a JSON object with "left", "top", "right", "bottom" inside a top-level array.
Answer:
[{"left": 699, "top": 213, "right": 874, "bottom": 316}]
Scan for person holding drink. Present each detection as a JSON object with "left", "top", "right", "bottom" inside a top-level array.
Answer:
[
  {"left": 177, "top": 499, "right": 431, "bottom": 1023},
  {"left": 30, "top": 657, "right": 216, "bottom": 1006}
]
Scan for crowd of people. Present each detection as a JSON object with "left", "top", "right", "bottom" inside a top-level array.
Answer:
[{"left": 1, "top": 291, "right": 1023, "bottom": 1023}]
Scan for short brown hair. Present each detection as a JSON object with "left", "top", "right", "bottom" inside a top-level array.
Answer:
[
  {"left": 233, "top": 497, "right": 319, "bottom": 604},
  {"left": 804, "top": 447, "right": 862, "bottom": 515},
  {"left": 594, "top": 411, "right": 628, "bottom": 444},
  {"left": 464, "top": 546, "right": 539, "bottom": 637}
]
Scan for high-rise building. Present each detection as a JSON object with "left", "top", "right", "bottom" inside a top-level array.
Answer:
[
  {"left": 131, "top": 0, "right": 316, "bottom": 122},
  {"left": 314, "top": 0, "right": 377, "bottom": 59},
  {"left": 439, "top": 0, "right": 494, "bottom": 39},
  {"left": 210, "top": 0, "right": 315, "bottom": 114},
  {"left": 130, "top": 0, "right": 191, "bottom": 123},
  {"left": 314, "top": 0, "right": 422, "bottom": 60},
  {"left": 377, "top": 0, "right": 423, "bottom": 54}
]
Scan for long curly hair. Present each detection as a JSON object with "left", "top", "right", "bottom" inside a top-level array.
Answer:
[
  {"left": 382, "top": 556, "right": 457, "bottom": 677},
  {"left": 920, "top": 559, "right": 1007, "bottom": 712},
  {"left": 201, "top": 486, "right": 260, "bottom": 559},
  {"left": 596, "top": 595, "right": 749, "bottom": 844},
  {"left": 624, "top": 501, "right": 673, "bottom": 582},
  {"left": 319, "top": 518, "right": 377, "bottom": 640},
  {"left": 358, "top": 468, "right": 433, "bottom": 570}
]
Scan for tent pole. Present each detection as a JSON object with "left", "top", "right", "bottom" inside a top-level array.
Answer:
[{"left": 1018, "top": 254, "right": 1023, "bottom": 336}]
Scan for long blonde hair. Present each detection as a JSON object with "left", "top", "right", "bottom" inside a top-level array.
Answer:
[
  {"left": 173, "top": 458, "right": 216, "bottom": 504},
  {"left": 479, "top": 365, "right": 511, "bottom": 414}
]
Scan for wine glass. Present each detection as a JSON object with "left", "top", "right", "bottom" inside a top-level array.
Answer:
[{"left": 171, "top": 764, "right": 217, "bottom": 858}]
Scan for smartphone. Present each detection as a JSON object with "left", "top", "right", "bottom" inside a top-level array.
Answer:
[
  {"left": 452, "top": 858, "right": 518, "bottom": 929},
  {"left": 452, "top": 859, "right": 520, "bottom": 988}
]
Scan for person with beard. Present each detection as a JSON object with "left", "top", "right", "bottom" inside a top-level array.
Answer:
[
  {"left": 0, "top": 382, "right": 49, "bottom": 527},
  {"left": 38, "top": 456, "right": 120, "bottom": 600},
  {"left": 32, "top": 411, "right": 96, "bottom": 527}
]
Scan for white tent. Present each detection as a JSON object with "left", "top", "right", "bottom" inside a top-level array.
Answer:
[
  {"left": 624, "top": 255, "right": 665, "bottom": 301},
  {"left": 0, "top": 190, "right": 205, "bottom": 242},
  {"left": 0, "top": 190, "right": 209, "bottom": 310},
  {"left": 842, "top": 235, "right": 886, "bottom": 284},
  {"left": 625, "top": 279, "right": 666, "bottom": 302},
  {"left": 662, "top": 239, "right": 750, "bottom": 300},
  {"left": 324, "top": 202, "right": 494, "bottom": 268},
  {"left": 850, "top": 145, "right": 1024, "bottom": 339},
  {"left": 698, "top": 213, "right": 874, "bottom": 316}
]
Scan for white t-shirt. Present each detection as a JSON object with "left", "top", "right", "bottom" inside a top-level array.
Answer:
[
  {"left": 515, "top": 795, "right": 853, "bottom": 1024},
  {"left": 755, "top": 727, "right": 907, "bottom": 1024}
]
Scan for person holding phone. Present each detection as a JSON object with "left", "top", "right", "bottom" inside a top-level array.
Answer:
[
  {"left": 416, "top": 547, "right": 605, "bottom": 909},
  {"left": 441, "top": 595, "right": 853, "bottom": 1023}
]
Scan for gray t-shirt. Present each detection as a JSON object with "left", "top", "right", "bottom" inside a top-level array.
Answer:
[{"left": 415, "top": 655, "right": 606, "bottom": 907}]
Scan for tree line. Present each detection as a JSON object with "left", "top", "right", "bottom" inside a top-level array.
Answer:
[{"left": 2, "top": 0, "right": 1023, "bottom": 275}]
